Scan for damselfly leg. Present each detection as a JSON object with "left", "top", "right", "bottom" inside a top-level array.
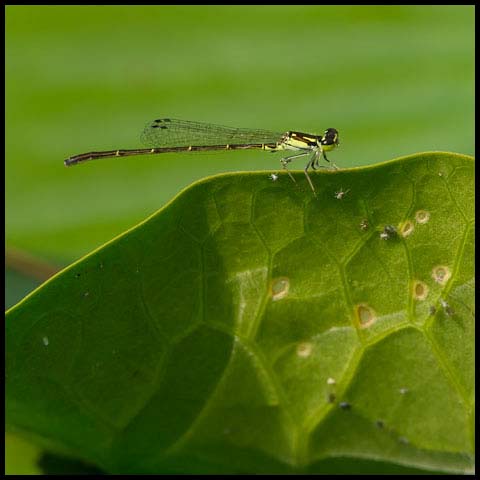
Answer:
[
  {"left": 281, "top": 149, "right": 320, "bottom": 196},
  {"left": 322, "top": 151, "right": 339, "bottom": 170},
  {"left": 304, "top": 151, "right": 320, "bottom": 196},
  {"left": 280, "top": 151, "right": 310, "bottom": 184}
]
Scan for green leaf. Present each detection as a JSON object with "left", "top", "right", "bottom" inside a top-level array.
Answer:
[
  {"left": 6, "top": 152, "right": 474, "bottom": 474},
  {"left": 5, "top": 433, "right": 43, "bottom": 475}
]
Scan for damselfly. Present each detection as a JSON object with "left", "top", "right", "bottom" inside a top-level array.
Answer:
[{"left": 64, "top": 118, "right": 340, "bottom": 194}]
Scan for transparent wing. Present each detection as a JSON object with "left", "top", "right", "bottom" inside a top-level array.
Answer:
[{"left": 140, "top": 118, "right": 283, "bottom": 148}]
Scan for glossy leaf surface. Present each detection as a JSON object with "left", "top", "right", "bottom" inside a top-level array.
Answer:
[{"left": 6, "top": 152, "right": 474, "bottom": 474}]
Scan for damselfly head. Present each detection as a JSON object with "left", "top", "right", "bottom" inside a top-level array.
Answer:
[{"left": 321, "top": 128, "right": 339, "bottom": 147}]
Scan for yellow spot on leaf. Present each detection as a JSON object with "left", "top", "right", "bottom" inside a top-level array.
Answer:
[
  {"left": 415, "top": 210, "right": 430, "bottom": 224},
  {"left": 432, "top": 265, "right": 451, "bottom": 285},
  {"left": 355, "top": 304, "right": 376, "bottom": 328},
  {"left": 412, "top": 280, "right": 428, "bottom": 300},
  {"left": 271, "top": 277, "right": 290, "bottom": 301},
  {"left": 400, "top": 220, "right": 414, "bottom": 237},
  {"left": 296, "top": 342, "right": 312, "bottom": 357}
]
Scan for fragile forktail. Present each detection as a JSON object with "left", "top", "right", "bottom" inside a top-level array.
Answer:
[{"left": 64, "top": 118, "right": 340, "bottom": 194}]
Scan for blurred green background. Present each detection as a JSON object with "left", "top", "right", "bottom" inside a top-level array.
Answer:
[
  {"left": 5, "top": 5, "right": 474, "bottom": 474},
  {"left": 6, "top": 5, "right": 474, "bottom": 264}
]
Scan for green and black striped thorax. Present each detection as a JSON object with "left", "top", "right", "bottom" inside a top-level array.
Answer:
[{"left": 282, "top": 128, "right": 339, "bottom": 149}]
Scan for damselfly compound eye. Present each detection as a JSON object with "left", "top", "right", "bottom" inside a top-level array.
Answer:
[{"left": 321, "top": 128, "right": 339, "bottom": 146}]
